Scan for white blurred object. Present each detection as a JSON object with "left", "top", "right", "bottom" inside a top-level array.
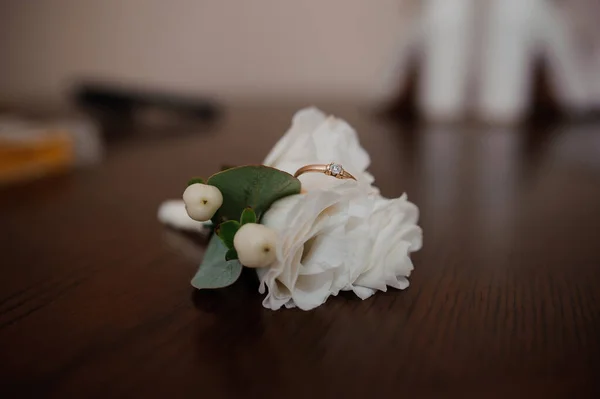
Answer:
[
  {"left": 571, "top": 0, "right": 600, "bottom": 109},
  {"left": 158, "top": 200, "right": 209, "bottom": 233},
  {"left": 594, "top": 50, "right": 600, "bottom": 109},
  {"left": 385, "top": 0, "right": 598, "bottom": 124},
  {"left": 478, "top": 0, "right": 539, "bottom": 123},
  {"left": 535, "top": 0, "right": 589, "bottom": 114},
  {"left": 419, "top": 0, "right": 473, "bottom": 121}
]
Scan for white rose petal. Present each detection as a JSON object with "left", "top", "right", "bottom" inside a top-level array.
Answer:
[
  {"left": 353, "top": 195, "right": 422, "bottom": 292},
  {"left": 183, "top": 183, "right": 223, "bottom": 222}
]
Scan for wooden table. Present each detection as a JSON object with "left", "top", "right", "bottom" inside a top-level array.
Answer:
[{"left": 1, "top": 105, "right": 600, "bottom": 398}]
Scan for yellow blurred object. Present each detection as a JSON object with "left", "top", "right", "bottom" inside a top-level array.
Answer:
[{"left": 0, "top": 130, "right": 74, "bottom": 185}]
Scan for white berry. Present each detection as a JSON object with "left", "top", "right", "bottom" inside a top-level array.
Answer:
[
  {"left": 182, "top": 183, "right": 223, "bottom": 222},
  {"left": 233, "top": 223, "right": 277, "bottom": 268}
]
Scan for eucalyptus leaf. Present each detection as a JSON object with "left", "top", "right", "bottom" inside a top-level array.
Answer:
[
  {"left": 187, "top": 177, "right": 205, "bottom": 186},
  {"left": 207, "top": 165, "right": 301, "bottom": 224},
  {"left": 240, "top": 207, "right": 257, "bottom": 225},
  {"left": 216, "top": 220, "right": 240, "bottom": 249},
  {"left": 191, "top": 235, "right": 242, "bottom": 290},
  {"left": 225, "top": 248, "right": 238, "bottom": 261}
]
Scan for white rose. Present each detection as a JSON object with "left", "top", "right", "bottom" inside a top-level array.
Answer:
[
  {"left": 263, "top": 107, "right": 376, "bottom": 191},
  {"left": 258, "top": 180, "right": 422, "bottom": 310}
]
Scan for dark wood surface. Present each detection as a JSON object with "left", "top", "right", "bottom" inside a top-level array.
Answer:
[{"left": 1, "top": 104, "right": 600, "bottom": 398}]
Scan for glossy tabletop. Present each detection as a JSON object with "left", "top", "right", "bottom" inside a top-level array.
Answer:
[{"left": 1, "top": 104, "right": 600, "bottom": 398}]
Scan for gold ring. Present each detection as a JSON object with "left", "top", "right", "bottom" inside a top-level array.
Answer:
[{"left": 294, "top": 163, "right": 356, "bottom": 180}]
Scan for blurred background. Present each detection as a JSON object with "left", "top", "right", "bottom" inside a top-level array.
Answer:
[
  {"left": 0, "top": 0, "right": 412, "bottom": 107},
  {"left": 1, "top": 0, "right": 600, "bottom": 184}
]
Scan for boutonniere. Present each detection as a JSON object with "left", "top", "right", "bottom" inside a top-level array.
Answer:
[{"left": 160, "top": 108, "right": 423, "bottom": 310}]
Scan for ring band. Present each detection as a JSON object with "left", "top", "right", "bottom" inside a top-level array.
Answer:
[{"left": 294, "top": 163, "right": 356, "bottom": 180}]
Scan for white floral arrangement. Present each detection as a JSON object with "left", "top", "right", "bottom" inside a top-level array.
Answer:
[{"left": 158, "top": 108, "right": 422, "bottom": 310}]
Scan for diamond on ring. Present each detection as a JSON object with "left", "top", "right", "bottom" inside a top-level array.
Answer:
[{"left": 328, "top": 163, "right": 343, "bottom": 177}]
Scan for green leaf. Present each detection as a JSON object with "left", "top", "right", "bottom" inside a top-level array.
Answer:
[
  {"left": 191, "top": 235, "right": 242, "bottom": 290},
  {"left": 187, "top": 177, "right": 205, "bottom": 186},
  {"left": 216, "top": 220, "right": 240, "bottom": 249},
  {"left": 207, "top": 165, "right": 301, "bottom": 224},
  {"left": 225, "top": 248, "right": 238, "bottom": 261},
  {"left": 240, "top": 207, "right": 257, "bottom": 225}
]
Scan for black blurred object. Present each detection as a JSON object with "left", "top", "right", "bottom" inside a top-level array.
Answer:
[
  {"left": 74, "top": 82, "right": 219, "bottom": 120},
  {"left": 72, "top": 82, "right": 221, "bottom": 140}
]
